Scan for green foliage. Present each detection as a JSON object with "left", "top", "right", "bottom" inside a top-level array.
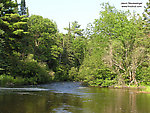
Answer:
[
  {"left": 136, "top": 65, "right": 150, "bottom": 85},
  {"left": 72, "top": 37, "right": 85, "bottom": 67},
  {"left": 68, "top": 67, "right": 78, "bottom": 81},
  {"left": 0, "top": 1, "right": 53, "bottom": 86},
  {"left": 0, "top": 0, "right": 29, "bottom": 78},
  {"left": 0, "top": 74, "right": 27, "bottom": 86},
  {"left": 143, "top": 86, "right": 150, "bottom": 92},
  {"left": 27, "top": 15, "right": 59, "bottom": 71},
  {"left": 54, "top": 65, "right": 69, "bottom": 81},
  {"left": 19, "top": 0, "right": 27, "bottom": 15},
  {"left": 0, "top": 74, "right": 14, "bottom": 86},
  {"left": 13, "top": 29, "right": 24, "bottom": 35},
  {"left": 143, "top": 0, "right": 150, "bottom": 34},
  {"left": 53, "top": 21, "right": 86, "bottom": 81},
  {"left": 77, "top": 33, "right": 116, "bottom": 86},
  {"left": 9, "top": 54, "right": 51, "bottom": 84},
  {"left": 0, "top": 0, "right": 17, "bottom": 16},
  {"left": 78, "top": 3, "right": 149, "bottom": 87},
  {"left": 28, "top": 15, "right": 57, "bottom": 35},
  {"left": 64, "top": 21, "right": 84, "bottom": 37},
  {"left": 0, "top": 0, "right": 149, "bottom": 87},
  {"left": 94, "top": 3, "right": 148, "bottom": 85}
]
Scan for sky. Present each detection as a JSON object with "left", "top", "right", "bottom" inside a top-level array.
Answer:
[{"left": 17, "top": 0, "right": 148, "bottom": 33}]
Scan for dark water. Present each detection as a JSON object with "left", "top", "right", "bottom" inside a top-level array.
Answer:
[{"left": 0, "top": 82, "right": 150, "bottom": 113}]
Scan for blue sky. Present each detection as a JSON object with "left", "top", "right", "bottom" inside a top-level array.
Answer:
[{"left": 19, "top": 0, "right": 148, "bottom": 33}]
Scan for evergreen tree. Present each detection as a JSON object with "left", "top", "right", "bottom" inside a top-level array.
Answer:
[
  {"left": 143, "top": 0, "right": 150, "bottom": 34},
  {"left": 0, "top": 0, "right": 17, "bottom": 17},
  {"left": 20, "top": 0, "right": 26, "bottom": 15},
  {"left": 0, "top": 0, "right": 39, "bottom": 86},
  {"left": 0, "top": 0, "right": 28, "bottom": 71},
  {"left": 64, "top": 21, "right": 84, "bottom": 38}
]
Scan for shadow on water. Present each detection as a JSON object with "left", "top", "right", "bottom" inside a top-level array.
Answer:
[{"left": 0, "top": 82, "right": 150, "bottom": 113}]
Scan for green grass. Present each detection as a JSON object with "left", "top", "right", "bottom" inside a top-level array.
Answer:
[{"left": 142, "top": 86, "right": 150, "bottom": 92}]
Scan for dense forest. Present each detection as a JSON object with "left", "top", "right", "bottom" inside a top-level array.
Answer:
[{"left": 0, "top": 0, "right": 149, "bottom": 87}]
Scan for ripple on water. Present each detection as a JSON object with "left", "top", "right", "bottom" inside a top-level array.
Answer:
[{"left": 0, "top": 87, "right": 49, "bottom": 92}]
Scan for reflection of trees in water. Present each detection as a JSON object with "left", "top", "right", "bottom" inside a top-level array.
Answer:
[
  {"left": 0, "top": 92, "right": 83, "bottom": 113},
  {"left": 0, "top": 87, "right": 150, "bottom": 113},
  {"left": 81, "top": 88, "right": 139, "bottom": 113},
  {"left": 105, "top": 89, "right": 138, "bottom": 113},
  {"left": 129, "top": 91, "right": 137, "bottom": 113},
  {"left": 102, "top": 89, "right": 129, "bottom": 113},
  {"left": 136, "top": 93, "right": 150, "bottom": 113}
]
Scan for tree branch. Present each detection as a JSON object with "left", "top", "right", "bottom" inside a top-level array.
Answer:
[{"left": 112, "top": 59, "right": 126, "bottom": 72}]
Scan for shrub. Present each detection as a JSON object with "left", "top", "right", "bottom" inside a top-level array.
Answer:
[
  {"left": 0, "top": 74, "right": 26, "bottom": 86},
  {"left": 54, "top": 65, "right": 69, "bottom": 81},
  {"left": 68, "top": 67, "right": 78, "bottom": 81},
  {"left": 0, "top": 74, "right": 14, "bottom": 86},
  {"left": 9, "top": 54, "right": 52, "bottom": 84}
]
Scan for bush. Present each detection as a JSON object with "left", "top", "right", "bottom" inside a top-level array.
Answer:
[
  {"left": 0, "top": 75, "right": 14, "bottom": 86},
  {"left": 79, "top": 65, "right": 117, "bottom": 87},
  {"left": 54, "top": 65, "right": 68, "bottom": 81},
  {"left": 136, "top": 65, "right": 150, "bottom": 85},
  {"left": 68, "top": 67, "right": 78, "bottom": 81},
  {"left": 9, "top": 54, "right": 52, "bottom": 84},
  {"left": 0, "top": 75, "right": 26, "bottom": 86},
  {"left": 13, "top": 77, "right": 26, "bottom": 85}
]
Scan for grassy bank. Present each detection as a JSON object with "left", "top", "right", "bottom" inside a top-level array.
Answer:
[
  {"left": 142, "top": 86, "right": 150, "bottom": 92},
  {"left": 0, "top": 74, "right": 51, "bottom": 87},
  {"left": 109, "top": 85, "right": 150, "bottom": 94}
]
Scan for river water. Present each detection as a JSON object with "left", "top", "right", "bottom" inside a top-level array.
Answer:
[{"left": 0, "top": 82, "right": 150, "bottom": 113}]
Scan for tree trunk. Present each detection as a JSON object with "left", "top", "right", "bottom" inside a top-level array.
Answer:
[{"left": 129, "top": 70, "right": 138, "bottom": 86}]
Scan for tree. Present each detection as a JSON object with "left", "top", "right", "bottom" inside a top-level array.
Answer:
[
  {"left": 27, "top": 15, "right": 60, "bottom": 70},
  {"left": 78, "top": 3, "right": 149, "bottom": 86},
  {"left": 0, "top": 0, "right": 29, "bottom": 73},
  {"left": 64, "top": 21, "right": 84, "bottom": 38},
  {"left": 84, "top": 23, "right": 94, "bottom": 39},
  {"left": 96, "top": 3, "right": 149, "bottom": 85},
  {"left": 20, "top": 0, "right": 26, "bottom": 15},
  {"left": 0, "top": 0, "right": 52, "bottom": 85},
  {"left": 143, "top": 0, "right": 150, "bottom": 34},
  {"left": 136, "top": 0, "right": 150, "bottom": 85},
  {"left": 53, "top": 21, "right": 86, "bottom": 81},
  {"left": 0, "top": 0, "right": 17, "bottom": 17},
  {"left": 78, "top": 34, "right": 116, "bottom": 86},
  {"left": 63, "top": 21, "right": 85, "bottom": 67}
]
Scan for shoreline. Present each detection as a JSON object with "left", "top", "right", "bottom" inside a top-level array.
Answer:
[
  {"left": 86, "top": 84, "right": 150, "bottom": 94},
  {"left": 108, "top": 85, "right": 150, "bottom": 94}
]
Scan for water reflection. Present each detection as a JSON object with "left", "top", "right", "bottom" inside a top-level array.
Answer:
[{"left": 0, "top": 82, "right": 150, "bottom": 113}]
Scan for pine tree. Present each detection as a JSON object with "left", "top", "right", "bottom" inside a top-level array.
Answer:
[
  {"left": 0, "top": 0, "right": 17, "bottom": 17},
  {"left": 143, "top": 0, "right": 150, "bottom": 34},
  {"left": 0, "top": 0, "right": 29, "bottom": 74},
  {"left": 64, "top": 21, "right": 84, "bottom": 38},
  {"left": 20, "top": 0, "right": 26, "bottom": 15}
]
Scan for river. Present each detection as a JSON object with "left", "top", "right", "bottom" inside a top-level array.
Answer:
[{"left": 0, "top": 82, "right": 150, "bottom": 113}]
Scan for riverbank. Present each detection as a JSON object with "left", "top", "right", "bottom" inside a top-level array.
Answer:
[
  {"left": 108, "top": 85, "right": 150, "bottom": 94},
  {"left": 141, "top": 86, "right": 150, "bottom": 94},
  {"left": 1, "top": 77, "right": 150, "bottom": 94},
  {"left": 0, "top": 74, "right": 52, "bottom": 87},
  {"left": 81, "top": 81, "right": 150, "bottom": 94}
]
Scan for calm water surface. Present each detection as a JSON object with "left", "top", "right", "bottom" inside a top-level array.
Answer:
[{"left": 0, "top": 82, "right": 150, "bottom": 113}]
